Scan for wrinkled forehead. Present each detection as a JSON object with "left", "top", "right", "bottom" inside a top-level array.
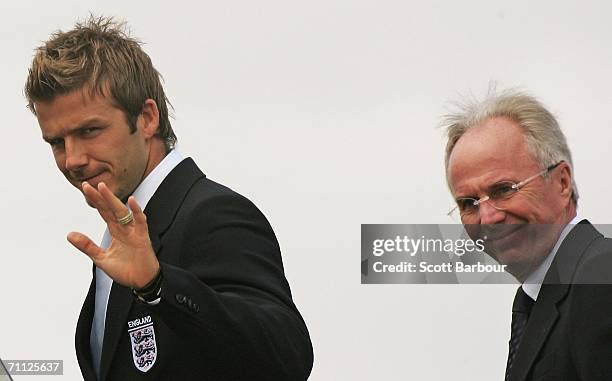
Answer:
[
  {"left": 447, "top": 117, "right": 540, "bottom": 194},
  {"left": 35, "top": 88, "right": 121, "bottom": 137}
]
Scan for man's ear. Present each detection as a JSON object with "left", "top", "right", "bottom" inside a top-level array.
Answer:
[
  {"left": 557, "top": 162, "right": 573, "bottom": 201},
  {"left": 138, "top": 99, "right": 160, "bottom": 139}
]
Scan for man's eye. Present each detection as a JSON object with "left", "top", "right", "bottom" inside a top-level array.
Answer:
[
  {"left": 457, "top": 198, "right": 478, "bottom": 213},
  {"left": 489, "top": 183, "right": 516, "bottom": 199},
  {"left": 81, "top": 127, "right": 98, "bottom": 135},
  {"left": 48, "top": 139, "right": 64, "bottom": 148}
]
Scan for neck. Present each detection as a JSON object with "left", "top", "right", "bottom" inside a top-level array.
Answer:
[
  {"left": 142, "top": 139, "right": 168, "bottom": 180},
  {"left": 560, "top": 201, "right": 578, "bottom": 226}
]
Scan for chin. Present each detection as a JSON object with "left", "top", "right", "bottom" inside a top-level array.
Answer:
[
  {"left": 114, "top": 186, "right": 131, "bottom": 202},
  {"left": 488, "top": 244, "right": 546, "bottom": 280},
  {"left": 488, "top": 246, "right": 522, "bottom": 266}
]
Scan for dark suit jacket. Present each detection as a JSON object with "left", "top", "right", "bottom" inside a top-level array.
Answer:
[
  {"left": 75, "top": 158, "right": 313, "bottom": 380},
  {"left": 509, "top": 220, "right": 612, "bottom": 381}
]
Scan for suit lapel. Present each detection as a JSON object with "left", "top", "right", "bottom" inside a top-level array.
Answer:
[
  {"left": 510, "top": 221, "right": 601, "bottom": 381},
  {"left": 75, "top": 271, "right": 96, "bottom": 380},
  {"left": 96, "top": 158, "right": 204, "bottom": 380},
  {"left": 145, "top": 158, "right": 205, "bottom": 238},
  {"left": 142, "top": 157, "right": 204, "bottom": 256},
  {"left": 509, "top": 284, "right": 564, "bottom": 381}
]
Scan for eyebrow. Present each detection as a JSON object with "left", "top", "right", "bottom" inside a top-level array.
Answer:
[{"left": 42, "top": 117, "right": 108, "bottom": 142}]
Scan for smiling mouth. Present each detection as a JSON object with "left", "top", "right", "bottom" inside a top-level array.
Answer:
[
  {"left": 481, "top": 224, "right": 526, "bottom": 243},
  {"left": 75, "top": 172, "right": 104, "bottom": 184},
  {"left": 80, "top": 175, "right": 98, "bottom": 182}
]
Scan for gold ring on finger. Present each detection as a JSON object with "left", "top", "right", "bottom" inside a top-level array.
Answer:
[{"left": 117, "top": 210, "right": 134, "bottom": 225}]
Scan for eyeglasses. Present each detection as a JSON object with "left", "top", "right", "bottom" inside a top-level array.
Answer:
[{"left": 447, "top": 162, "right": 563, "bottom": 221}]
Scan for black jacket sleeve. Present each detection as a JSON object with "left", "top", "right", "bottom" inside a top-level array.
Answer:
[{"left": 152, "top": 191, "right": 313, "bottom": 380}]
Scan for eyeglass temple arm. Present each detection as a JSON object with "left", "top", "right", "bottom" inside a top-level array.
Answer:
[{"left": 514, "top": 161, "right": 563, "bottom": 189}]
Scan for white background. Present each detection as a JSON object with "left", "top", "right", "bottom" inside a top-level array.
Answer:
[{"left": 2, "top": 1, "right": 611, "bottom": 380}]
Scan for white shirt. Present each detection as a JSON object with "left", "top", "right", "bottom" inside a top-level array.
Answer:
[
  {"left": 522, "top": 215, "right": 582, "bottom": 301},
  {"left": 90, "top": 149, "right": 184, "bottom": 378}
]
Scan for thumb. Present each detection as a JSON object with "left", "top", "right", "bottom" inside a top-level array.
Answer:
[{"left": 67, "top": 232, "right": 104, "bottom": 261}]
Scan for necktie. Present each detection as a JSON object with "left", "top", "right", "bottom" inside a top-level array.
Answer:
[{"left": 505, "top": 287, "right": 535, "bottom": 381}]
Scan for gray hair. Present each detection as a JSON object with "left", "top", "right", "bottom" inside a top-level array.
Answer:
[{"left": 442, "top": 88, "right": 578, "bottom": 203}]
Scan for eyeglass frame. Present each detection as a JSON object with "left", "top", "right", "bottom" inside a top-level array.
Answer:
[{"left": 447, "top": 161, "right": 564, "bottom": 219}]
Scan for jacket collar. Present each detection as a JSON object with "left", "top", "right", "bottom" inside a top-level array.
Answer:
[{"left": 143, "top": 157, "right": 205, "bottom": 251}]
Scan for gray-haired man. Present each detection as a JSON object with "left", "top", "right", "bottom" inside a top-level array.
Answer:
[{"left": 444, "top": 89, "right": 612, "bottom": 381}]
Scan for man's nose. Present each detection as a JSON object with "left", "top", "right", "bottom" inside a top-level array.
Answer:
[
  {"left": 64, "top": 139, "right": 88, "bottom": 171},
  {"left": 478, "top": 200, "right": 505, "bottom": 224}
]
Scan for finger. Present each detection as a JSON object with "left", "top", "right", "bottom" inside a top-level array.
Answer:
[
  {"left": 128, "top": 196, "right": 148, "bottom": 234},
  {"left": 82, "top": 182, "right": 117, "bottom": 224},
  {"left": 82, "top": 181, "right": 105, "bottom": 209},
  {"left": 67, "top": 231, "right": 105, "bottom": 261},
  {"left": 98, "top": 182, "right": 130, "bottom": 219},
  {"left": 95, "top": 182, "right": 134, "bottom": 234}
]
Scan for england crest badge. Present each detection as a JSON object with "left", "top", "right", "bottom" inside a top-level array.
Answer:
[{"left": 128, "top": 315, "right": 157, "bottom": 372}]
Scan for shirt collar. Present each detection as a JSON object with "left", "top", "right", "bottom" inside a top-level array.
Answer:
[
  {"left": 522, "top": 214, "right": 582, "bottom": 300},
  {"left": 131, "top": 149, "right": 184, "bottom": 211}
]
